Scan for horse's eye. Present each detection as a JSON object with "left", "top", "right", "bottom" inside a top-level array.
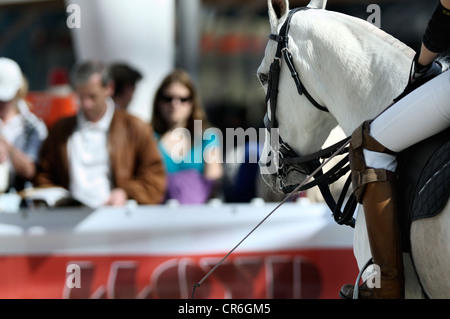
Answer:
[{"left": 258, "top": 73, "right": 268, "bottom": 85}]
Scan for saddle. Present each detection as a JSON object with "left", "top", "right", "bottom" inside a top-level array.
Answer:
[{"left": 396, "top": 126, "right": 450, "bottom": 252}]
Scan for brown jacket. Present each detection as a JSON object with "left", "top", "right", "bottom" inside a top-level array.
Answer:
[{"left": 35, "top": 109, "right": 166, "bottom": 204}]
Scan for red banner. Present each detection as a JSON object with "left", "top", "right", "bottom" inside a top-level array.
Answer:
[{"left": 0, "top": 202, "right": 358, "bottom": 299}]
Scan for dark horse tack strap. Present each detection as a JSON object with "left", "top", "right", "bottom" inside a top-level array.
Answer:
[
  {"left": 265, "top": 6, "right": 329, "bottom": 128},
  {"left": 264, "top": 7, "right": 356, "bottom": 227}
]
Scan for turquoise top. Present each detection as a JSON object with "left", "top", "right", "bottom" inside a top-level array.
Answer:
[{"left": 156, "top": 130, "right": 221, "bottom": 174}]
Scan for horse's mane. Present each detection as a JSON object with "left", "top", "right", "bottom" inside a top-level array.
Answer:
[
  {"left": 293, "top": 9, "right": 415, "bottom": 73},
  {"left": 287, "top": 9, "right": 416, "bottom": 131},
  {"left": 347, "top": 13, "right": 413, "bottom": 57},
  {"left": 345, "top": 13, "right": 450, "bottom": 71},
  {"left": 351, "top": 11, "right": 450, "bottom": 68}
]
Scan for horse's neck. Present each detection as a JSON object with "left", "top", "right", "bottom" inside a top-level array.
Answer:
[{"left": 292, "top": 10, "right": 414, "bottom": 136}]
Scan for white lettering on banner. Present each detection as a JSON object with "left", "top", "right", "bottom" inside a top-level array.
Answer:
[
  {"left": 107, "top": 261, "right": 138, "bottom": 299},
  {"left": 0, "top": 203, "right": 356, "bottom": 298},
  {"left": 63, "top": 255, "right": 322, "bottom": 299}
]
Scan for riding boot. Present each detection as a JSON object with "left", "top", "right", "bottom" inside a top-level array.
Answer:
[
  {"left": 340, "top": 181, "right": 404, "bottom": 299},
  {"left": 339, "top": 121, "right": 404, "bottom": 299}
]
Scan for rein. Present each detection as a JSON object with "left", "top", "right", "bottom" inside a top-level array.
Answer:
[
  {"left": 191, "top": 6, "right": 358, "bottom": 299},
  {"left": 192, "top": 138, "right": 351, "bottom": 299},
  {"left": 263, "top": 7, "right": 356, "bottom": 228}
]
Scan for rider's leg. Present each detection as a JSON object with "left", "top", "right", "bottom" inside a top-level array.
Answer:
[
  {"left": 340, "top": 71, "right": 449, "bottom": 299},
  {"left": 340, "top": 121, "right": 404, "bottom": 299},
  {"left": 364, "top": 70, "right": 449, "bottom": 172},
  {"left": 370, "top": 70, "right": 450, "bottom": 157}
]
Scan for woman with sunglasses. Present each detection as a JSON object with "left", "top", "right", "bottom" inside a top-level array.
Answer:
[{"left": 151, "top": 69, "right": 223, "bottom": 204}]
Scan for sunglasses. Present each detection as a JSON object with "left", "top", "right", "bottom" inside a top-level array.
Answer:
[{"left": 160, "top": 95, "right": 192, "bottom": 104}]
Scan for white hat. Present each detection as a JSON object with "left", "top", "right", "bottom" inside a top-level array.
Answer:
[{"left": 0, "top": 57, "right": 23, "bottom": 102}]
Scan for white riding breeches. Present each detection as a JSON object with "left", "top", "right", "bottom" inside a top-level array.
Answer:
[{"left": 364, "top": 70, "right": 450, "bottom": 171}]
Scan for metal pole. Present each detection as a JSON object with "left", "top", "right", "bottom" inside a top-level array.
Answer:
[{"left": 176, "top": 0, "right": 200, "bottom": 83}]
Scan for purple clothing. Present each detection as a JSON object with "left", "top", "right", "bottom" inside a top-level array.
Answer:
[{"left": 165, "top": 169, "right": 214, "bottom": 204}]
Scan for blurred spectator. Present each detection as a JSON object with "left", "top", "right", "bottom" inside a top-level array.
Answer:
[
  {"left": 151, "top": 69, "right": 223, "bottom": 204},
  {"left": 35, "top": 61, "right": 166, "bottom": 208},
  {"left": 110, "top": 63, "right": 142, "bottom": 110},
  {"left": 0, "top": 57, "right": 48, "bottom": 192},
  {"left": 223, "top": 141, "right": 262, "bottom": 202}
]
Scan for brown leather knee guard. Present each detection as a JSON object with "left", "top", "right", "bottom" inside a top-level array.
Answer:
[{"left": 349, "top": 121, "right": 397, "bottom": 203}]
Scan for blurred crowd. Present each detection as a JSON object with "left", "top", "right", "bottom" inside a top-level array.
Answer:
[{"left": 0, "top": 57, "right": 283, "bottom": 209}]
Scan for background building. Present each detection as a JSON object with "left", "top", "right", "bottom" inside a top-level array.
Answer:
[{"left": 0, "top": 0, "right": 437, "bottom": 127}]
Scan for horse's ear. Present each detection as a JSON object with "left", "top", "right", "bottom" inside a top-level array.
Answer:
[
  {"left": 268, "top": 0, "right": 289, "bottom": 28},
  {"left": 307, "top": 0, "right": 327, "bottom": 9}
]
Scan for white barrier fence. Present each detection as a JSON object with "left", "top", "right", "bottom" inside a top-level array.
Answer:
[{"left": 0, "top": 201, "right": 357, "bottom": 299}]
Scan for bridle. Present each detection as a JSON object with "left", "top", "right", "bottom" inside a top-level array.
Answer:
[
  {"left": 191, "top": 8, "right": 357, "bottom": 296},
  {"left": 262, "top": 7, "right": 356, "bottom": 227}
]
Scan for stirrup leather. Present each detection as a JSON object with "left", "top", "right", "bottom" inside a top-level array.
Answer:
[{"left": 349, "top": 120, "right": 397, "bottom": 203}]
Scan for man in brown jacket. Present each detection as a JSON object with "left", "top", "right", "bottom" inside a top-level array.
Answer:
[{"left": 35, "top": 61, "right": 166, "bottom": 207}]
